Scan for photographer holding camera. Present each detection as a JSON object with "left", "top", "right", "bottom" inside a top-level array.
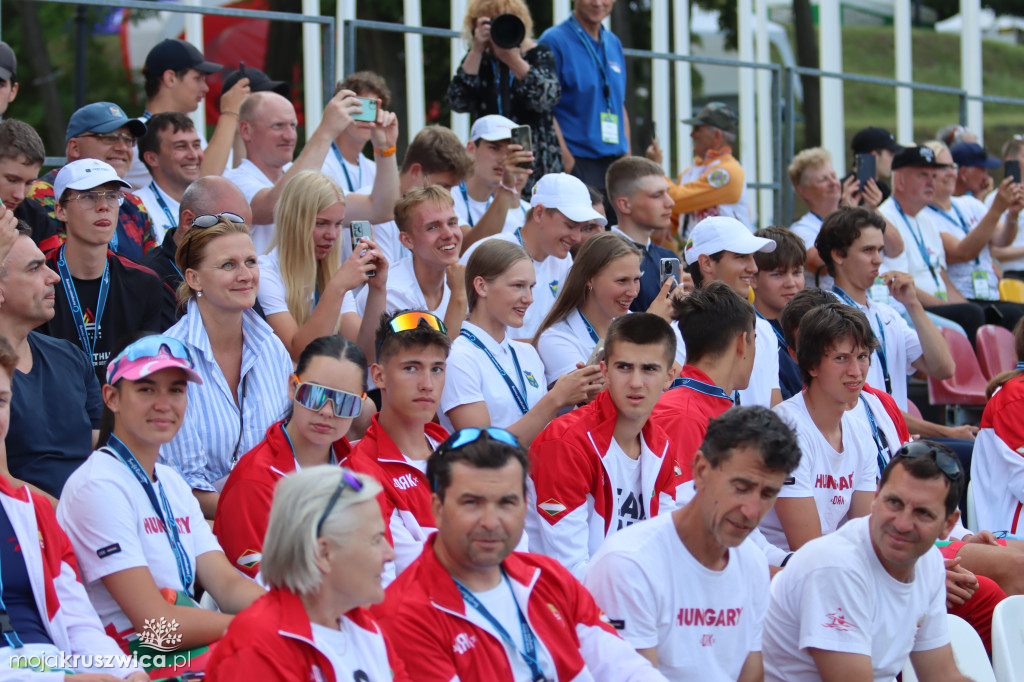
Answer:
[{"left": 445, "top": 0, "right": 563, "bottom": 192}]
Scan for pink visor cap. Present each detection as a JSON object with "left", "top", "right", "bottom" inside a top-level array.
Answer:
[{"left": 106, "top": 335, "right": 203, "bottom": 385}]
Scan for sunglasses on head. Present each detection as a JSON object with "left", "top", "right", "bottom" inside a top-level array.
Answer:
[
  {"left": 292, "top": 376, "right": 364, "bottom": 418},
  {"left": 375, "top": 311, "right": 448, "bottom": 356},
  {"left": 316, "top": 469, "right": 365, "bottom": 537},
  {"left": 434, "top": 427, "right": 520, "bottom": 457},
  {"left": 106, "top": 336, "right": 196, "bottom": 384},
  {"left": 181, "top": 213, "right": 248, "bottom": 270},
  {"left": 894, "top": 440, "right": 963, "bottom": 482}
]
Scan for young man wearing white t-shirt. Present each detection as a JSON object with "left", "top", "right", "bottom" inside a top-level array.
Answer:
[
  {"left": 814, "top": 208, "right": 978, "bottom": 445},
  {"left": 760, "top": 303, "right": 879, "bottom": 562},
  {"left": 527, "top": 313, "right": 679, "bottom": 579},
  {"left": 460, "top": 172, "right": 606, "bottom": 340},
  {"left": 225, "top": 90, "right": 399, "bottom": 254},
  {"left": 453, "top": 115, "right": 533, "bottom": 252},
  {"left": 134, "top": 112, "right": 201, "bottom": 244},
  {"left": 763, "top": 444, "right": 971, "bottom": 682},
  {"left": 321, "top": 71, "right": 390, "bottom": 195},
  {"left": 683, "top": 215, "right": 781, "bottom": 407},
  {"left": 585, "top": 406, "right": 801, "bottom": 682},
  {"left": 344, "top": 186, "right": 468, "bottom": 340}
]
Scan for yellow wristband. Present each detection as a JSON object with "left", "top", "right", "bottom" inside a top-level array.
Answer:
[{"left": 375, "top": 145, "right": 397, "bottom": 157}]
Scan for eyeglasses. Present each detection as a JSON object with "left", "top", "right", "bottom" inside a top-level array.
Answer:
[
  {"left": 105, "top": 335, "right": 196, "bottom": 384},
  {"left": 375, "top": 311, "right": 448, "bottom": 356},
  {"left": 894, "top": 440, "right": 963, "bottom": 483},
  {"left": 64, "top": 190, "right": 125, "bottom": 210},
  {"left": 434, "top": 427, "right": 520, "bottom": 457},
  {"left": 181, "top": 212, "right": 247, "bottom": 271},
  {"left": 78, "top": 132, "right": 136, "bottom": 147},
  {"left": 316, "top": 469, "right": 365, "bottom": 537},
  {"left": 292, "top": 377, "right": 364, "bottom": 418}
]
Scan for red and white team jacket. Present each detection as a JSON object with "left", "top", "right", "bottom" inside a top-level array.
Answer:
[
  {"left": 372, "top": 535, "right": 666, "bottom": 682},
  {"left": 206, "top": 587, "right": 410, "bottom": 682},
  {"left": 213, "top": 420, "right": 352, "bottom": 578},
  {"left": 0, "top": 478, "right": 141, "bottom": 680},
  {"left": 525, "top": 391, "right": 679, "bottom": 579},
  {"left": 972, "top": 375, "right": 1024, "bottom": 533},
  {"left": 346, "top": 415, "right": 449, "bottom": 576}
]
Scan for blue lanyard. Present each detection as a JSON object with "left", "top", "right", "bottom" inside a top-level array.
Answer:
[
  {"left": 1016, "top": 361, "right": 1024, "bottom": 371},
  {"left": 832, "top": 285, "right": 892, "bottom": 395},
  {"left": 893, "top": 198, "right": 941, "bottom": 289},
  {"left": 56, "top": 244, "right": 110, "bottom": 361},
  {"left": 459, "top": 183, "right": 490, "bottom": 228},
  {"left": 514, "top": 227, "right": 525, "bottom": 248},
  {"left": 103, "top": 435, "right": 194, "bottom": 597},
  {"left": 331, "top": 143, "right": 360, "bottom": 192},
  {"left": 460, "top": 329, "right": 530, "bottom": 415},
  {"left": 149, "top": 182, "right": 178, "bottom": 229},
  {"left": 578, "top": 310, "right": 599, "bottom": 343},
  {"left": 860, "top": 395, "right": 892, "bottom": 477},
  {"left": 568, "top": 15, "right": 612, "bottom": 111},
  {"left": 929, "top": 203, "right": 980, "bottom": 265},
  {"left": 754, "top": 309, "right": 787, "bottom": 349},
  {"left": 455, "top": 571, "right": 545, "bottom": 681},
  {"left": 669, "top": 376, "right": 735, "bottom": 403},
  {"left": 0, "top": 548, "right": 25, "bottom": 649},
  {"left": 280, "top": 420, "right": 335, "bottom": 469},
  {"left": 490, "top": 60, "right": 516, "bottom": 116}
]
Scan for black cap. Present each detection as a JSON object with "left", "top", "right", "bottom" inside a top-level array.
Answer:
[
  {"left": 145, "top": 39, "right": 221, "bottom": 77},
  {"left": 851, "top": 126, "right": 902, "bottom": 155},
  {"left": 891, "top": 145, "right": 950, "bottom": 171},
  {"left": 0, "top": 41, "right": 16, "bottom": 82},
  {"left": 222, "top": 66, "right": 290, "bottom": 98},
  {"left": 682, "top": 102, "right": 738, "bottom": 135}
]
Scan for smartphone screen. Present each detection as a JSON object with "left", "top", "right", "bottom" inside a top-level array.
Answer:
[
  {"left": 510, "top": 125, "right": 532, "bottom": 170},
  {"left": 1006, "top": 159, "right": 1022, "bottom": 184}
]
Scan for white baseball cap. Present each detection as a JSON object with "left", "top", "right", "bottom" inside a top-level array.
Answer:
[
  {"left": 53, "top": 158, "right": 130, "bottom": 203},
  {"left": 530, "top": 173, "right": 607, "bottom": 226},
  {"left": 469, "top": 115, "right": 517, "bottom": 142},
  {"left": 683, "top": 216, "right": 775, "bottom": 265}
]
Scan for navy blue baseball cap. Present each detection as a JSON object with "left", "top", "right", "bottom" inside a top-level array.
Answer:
[
  {"left": 65, "top": 102, "right": 146, "bottom": 144},
  {"left": 145, "top": 39, "right": 221, "bottom": 76},
  {"left": 950, "top": 142, "right": 1001, "bottom": 170}
]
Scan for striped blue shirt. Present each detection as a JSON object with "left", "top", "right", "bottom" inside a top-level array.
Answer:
[{"left": 158, "top": 299, "right": 292, "bottom": 491}]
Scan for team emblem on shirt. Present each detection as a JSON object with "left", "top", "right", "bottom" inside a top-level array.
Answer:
[
  {"left": 538, "top": 498, "right": 567, "bottom": 517},
  {"left": 707, "top": 168, "right": 730, "bottom": 188},
  {"left": 237, "top": 550, "right": 262, "bottom": 569},
  {"left": 524, "top": 371, "right": 539, "bottom": 388},
  {"left": 822, "top": 608, "right": 856, "bottom": 632},
  {"left": 549, "top": 280, "right": 559, "bottom": 296}
]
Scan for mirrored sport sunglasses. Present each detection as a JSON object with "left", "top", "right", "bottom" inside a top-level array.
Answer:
[
  {"left": 316, "top": 469, "right": 365, "bottom": 537},
  {"left": 375, "top": 311, "right": 448, "bottom": 355},
  {"left": 106, "top": 336, "right": 196, "bottom": 383},
  {"left": 292, "top": 377, "right": 364, "bottom": 418},
  {"left": 894, "top": 440, "right": 963, "bottom": 482},
  {"left": 434, "top": 427, "right": 520, "bottom": 457}
]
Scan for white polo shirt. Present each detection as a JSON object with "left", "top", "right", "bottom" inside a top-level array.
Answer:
[
  {"left": 439, "top": 320, "right": 548, "bottom": 430},
  {"left": 224, "top": 158, "right": 291, "bottom": 255},
  {"left": 452, "top": 183, "right": 530, "bottom": 234},
  {"left": 879, "top": 197, "right": 947, "bottom": 299},
  {"left": 134, "top": 181, "right": 179, "bottom": 245},
  {"left": 929, "top": 195, "right": 998, "bottom": 301},
  {"left": 460, "top": 233, "right": 572, "bottom": 341},
  {"left": 342, "top": 257, "right": 454, "bottom": 319},
  {"left": 321, "top": 147, "right": 376, "bottom": 195},
  {"left": 585, "top": 512, "right": 769, "bottom": 682}
]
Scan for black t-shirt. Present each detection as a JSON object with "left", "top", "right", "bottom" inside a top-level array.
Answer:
[
  {"left": 7, "top": 332, "right": 103, "bottom": 497},
  {"left": 38, "top": 250, "right": 178, "bottom": 385}
]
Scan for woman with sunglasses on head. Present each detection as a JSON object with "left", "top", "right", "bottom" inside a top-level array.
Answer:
[
  {"left": 160, "top": 215, "right": 292, "bottom": 520},
  {"left": 56, "top": 335, "right": 266, "bottom": 665},
  {"left": 440, "top": 239, "right": 602, "bottom": 446},
  {"left": 215, "top": 335, "right": 366, "bottom": 580},
  {"left": 259, "top": 171, "right": 389, "bottom": 363},
  {"left": 208, "top": 466, "right": 408, "bottom": 682}
]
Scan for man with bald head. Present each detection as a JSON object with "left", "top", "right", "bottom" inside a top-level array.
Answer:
[{"left": 224, "top": 90, "right": 400, "bottom": 254}]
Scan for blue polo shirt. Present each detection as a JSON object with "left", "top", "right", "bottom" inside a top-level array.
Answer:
[{"left": 539, "top": 16, "right": 627, "bottom": 159}]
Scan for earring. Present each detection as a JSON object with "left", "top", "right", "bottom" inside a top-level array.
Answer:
[{"left": 196, "top": 291, "right": 203, "bottom": 298}]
